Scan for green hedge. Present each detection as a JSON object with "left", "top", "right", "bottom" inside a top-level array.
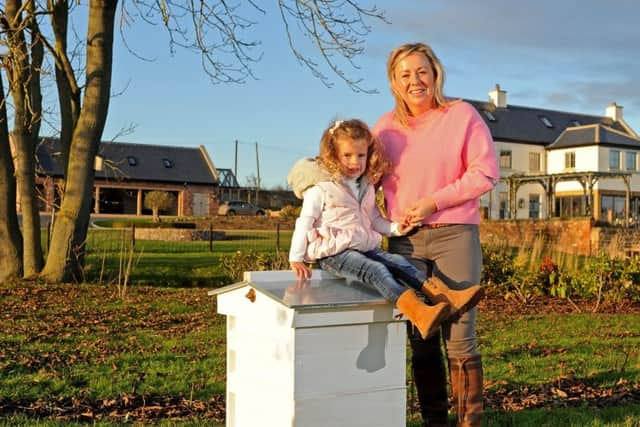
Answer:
[{"left": 97, "top": 220, "right": 196, "bottom": 229}]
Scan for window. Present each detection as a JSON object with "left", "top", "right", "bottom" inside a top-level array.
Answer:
[
  {"left": 610, "top": 150, "right": 620, "bottom": 170},
  {"left": 94, "top": 155, "right": 104, "bottom": 171},
  {"left": 162, "top": 158, "right": 173, "bottom": 168},
  {"left": 499, "top": 192, "right": 509, "bottom": 219},
  {"left": 528, "top": 152, "right": 541, "bottom": 172},
  {"left": 483, "top": 110, "right": 496, "bottom": 122},
  {"left": 529, "top": 194, "right": 540, "bottom": 219},
  {"left": 556, "top": 196, "right": 584, "bottom": 218},
  {"left": 633, "top": 197, "right": 640, "bottom": 224},
  {"left": 600, "top": 195, "right": 625, "bottom": 222},
  {"left": 539, "top": 115, "right": 553, "bottom": 128},
  {"left": 127, "top": 156, "right": 138, "bottom": 166},
  {"left": 564, "top": 151, "right": 576, "bottom": 170},
  {"left": 499, "top": 150, "right": 512, "bottom": 169},
  {"left": 626, "top": 151, "right": 637, "bottom": 171}
]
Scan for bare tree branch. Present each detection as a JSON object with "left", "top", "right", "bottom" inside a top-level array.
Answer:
[
  {"left": 277, "top": 0, "right": 387, "bottom": 93},
  {"left": 117, "top": 0, "right": 385, "bottom": 90}
]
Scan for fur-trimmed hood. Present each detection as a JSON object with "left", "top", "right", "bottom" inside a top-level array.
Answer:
[
  {"left": 287, "top": 157, "right": 333, "bottom": 199},
  {"left": 287, "top": 157, "right": 372, "bottom": 200}
]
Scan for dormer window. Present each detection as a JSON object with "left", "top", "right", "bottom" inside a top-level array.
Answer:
[
  {"left": 162, "top": 158, "right": 173, "bottom": 168},
  {"left": 127, "top": 156, "right": 138, "bottom": 166},
  {"left": 539, "top": 115, "right": 553, "bottom": 128},
  {"left": 482, "top": 110, "right": 496, "bottom": 122}
]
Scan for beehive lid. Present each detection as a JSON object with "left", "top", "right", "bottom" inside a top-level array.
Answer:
[{"left": 209, "top": 270, "right": 388, "bottom": 310}]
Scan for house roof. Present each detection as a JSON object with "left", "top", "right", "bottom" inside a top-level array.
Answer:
[
  {"left": 548, "top": 124, "right": 640, "bottom": 150},
  {"left": 466, "top": 99, "right": 630, "bottom": 145},
  {"left": 36, "top": 138, "right": 219, "bottom": 185}
]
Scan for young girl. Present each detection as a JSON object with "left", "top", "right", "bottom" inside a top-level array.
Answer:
[{"left": 288, "top": 119, "right": 482, "bottom": 339}]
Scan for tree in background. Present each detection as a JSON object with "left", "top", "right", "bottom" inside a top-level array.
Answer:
[
  {"left": 1, "top": 0, "right": 44, "bottom": 278},
  {"left": 0, "top": 71, "right": 22, "bottom": 282},
  {"left": 144, "top": 191, "right": 176, "bottom": 222},
  {"left": 0, "top": 0, "right": 386, "bottom": 283}
]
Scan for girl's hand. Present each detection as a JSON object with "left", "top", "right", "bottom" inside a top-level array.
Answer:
[
  {"left": 290, "top": 261, "right": 312, "bottom": 280},
  {"left": 405, "top": 196, "right": 437, "bottom": 226},
  {"left": 397, "top": 218, "right": 415, "bottom": 235}
]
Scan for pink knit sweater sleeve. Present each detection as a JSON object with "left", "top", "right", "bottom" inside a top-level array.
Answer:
[
  {"left": 430, "top": 115, "right": 499, "bottom": 211},
  {"left": 374, "top": 103, "right": 500, "bottom": 224}
]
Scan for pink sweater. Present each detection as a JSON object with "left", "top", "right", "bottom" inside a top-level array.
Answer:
[{"left": 373, "top": 101, "right": 499, "bottom": 225}]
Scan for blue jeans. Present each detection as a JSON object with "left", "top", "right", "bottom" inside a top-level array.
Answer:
[{"left": 317, "top": 247, "right": 427, "bottom": 305}]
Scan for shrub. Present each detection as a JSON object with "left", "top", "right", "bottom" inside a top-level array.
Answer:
[
  {"left": 278, "top": 205, "right": 302, "bottom": 219},
  {"left": 481, "top": 244, "right": 518, "bottom": 297},
  {"left": 219, "top": 250, "right": 289, "bottom": 282},
  {"left": 481, "top": 243, "right": 640, "bottom": 309},
  {"left": 144, "top": 191, "right": 176, "bottom": 222}
]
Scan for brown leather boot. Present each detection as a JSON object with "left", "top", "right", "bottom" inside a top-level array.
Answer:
[
  {"left": 396, "top": 290, "right": 451, "bottom": 340},
  {"left": 449, "top": 355, "right": 483, "bottom": 427},
  {"left": 421, "top": 276, "right": 483, "bottom": 317},
  {"left": 408, "top": 327, "right": 450, "bottom": 427}
]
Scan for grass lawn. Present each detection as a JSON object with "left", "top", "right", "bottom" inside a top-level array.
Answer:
[
  {"left": 8, "top": 225, "right": 639, "bottom": 425},
  {"left": 1, "top": 279, "right": 639, "bottom": 426},
  {"left": 78, "top": 228, "right": 293, "bottom": 287}
]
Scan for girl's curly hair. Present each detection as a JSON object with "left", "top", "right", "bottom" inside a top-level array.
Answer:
[{"left": 318, "top": 119, "right": 390, "bottom": 184}]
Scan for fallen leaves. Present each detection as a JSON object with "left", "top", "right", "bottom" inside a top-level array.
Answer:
[
  {"left": 2, "top": 282, "right": 639, "bottom": 423},
  {"left": 0, "top": 394, "right": 226, "bottom": 423},
  {"left": 482, "top": 376, "right": 640, "bottom": 411}
]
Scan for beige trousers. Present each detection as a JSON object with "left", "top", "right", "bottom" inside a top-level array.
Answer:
[{"left": 388, "top": 224, "right": 482, "bottom": 358}]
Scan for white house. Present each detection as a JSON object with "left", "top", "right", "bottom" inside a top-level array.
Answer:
[{"left": 468, "top": 85, "right": 640, "bottom": 223}]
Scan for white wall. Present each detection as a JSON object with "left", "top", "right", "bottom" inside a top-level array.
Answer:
[
  {"left": 497, "top": 141, "right": 546, "bottom": 176},
  {"left": 486, "top": 140, "right": 640, "bottom": 219},
  {"left": 592, "top": 147, "right": 640, "bottom": 191},
  {"left": 493, "top": 140, "right": 548, "bottom": 219},
  {"left": 547, "top": 146, "right": 600, "bottom": 174}
]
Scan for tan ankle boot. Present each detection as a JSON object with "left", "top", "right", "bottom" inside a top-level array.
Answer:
[
  {"left": 396, "top": 290, "right": 451, "bottom": 340},
  {"left": 421, "top": 276, "right": 483, "bottom": 317},
  {"left": 449, "top": 355, "right": 483, "bottom": 427}
]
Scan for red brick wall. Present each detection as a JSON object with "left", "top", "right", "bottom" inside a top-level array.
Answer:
[
  {"left": 480, "top": 217, "right": 593, "bottom": 255},
  {"left": 481, "top": 218, "right": 640, "bottom": 257}
]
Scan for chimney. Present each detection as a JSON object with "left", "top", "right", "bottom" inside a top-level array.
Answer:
[
  {"left": 488, "top": 84, "right": 507, "bottom": 108},
  {"left": 605, "top": 102, "right": 623, "bottom": 121}
]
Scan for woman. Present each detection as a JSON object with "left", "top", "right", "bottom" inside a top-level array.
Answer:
[{"left": 373, "top": 43, "right": 499, "bottom": 427}]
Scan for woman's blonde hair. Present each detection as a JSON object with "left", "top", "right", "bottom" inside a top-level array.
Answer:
[
  {"left": 319, "top": 119, "right": 389, "bottom": 183},
  {"left": 386, "top": 42, "right": 448, "bottom": 127}
]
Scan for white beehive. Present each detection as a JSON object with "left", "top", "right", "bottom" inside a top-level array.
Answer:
[{"left": 211, "top": 270, "right": 407, "bottom": 427}]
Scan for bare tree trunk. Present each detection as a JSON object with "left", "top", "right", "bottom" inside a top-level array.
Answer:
[
  {"left": 12, "top": 134, "right": 42, "bottom": 276},
  {"left": 0, "top": 73, "right": 23, "bottom": 281},
  {"left": 4, "top": 0, "right": 44, "bottom": 277},
  {"left": 50, "top": 0, "right": 81, "bottom": 175},
  {"left": 41, "top": 0, "right": 117, "bottom": 283}
]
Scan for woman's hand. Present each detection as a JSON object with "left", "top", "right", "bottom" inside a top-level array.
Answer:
[
  {"left": 405, "top": 196, "right": 437, "bottom": 226},
  {"left": 397, "top": 217, "right": 416, "bottom": 235},
  {"left": 290, "top": 261, "right": 312, "bottom": 280}
]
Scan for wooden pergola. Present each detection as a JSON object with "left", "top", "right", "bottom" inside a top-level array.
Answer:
[{"left": 502, "top": 171, "right": 632, "bottom": 224}]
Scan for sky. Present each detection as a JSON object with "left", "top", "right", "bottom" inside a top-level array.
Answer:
[{"left": 69, "top": 1, "right": 640, "bottom": 188}]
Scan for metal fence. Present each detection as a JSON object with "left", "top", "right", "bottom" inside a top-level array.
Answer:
[{"left": 41, "top": 226, "right": 293, "bottom": 257}]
